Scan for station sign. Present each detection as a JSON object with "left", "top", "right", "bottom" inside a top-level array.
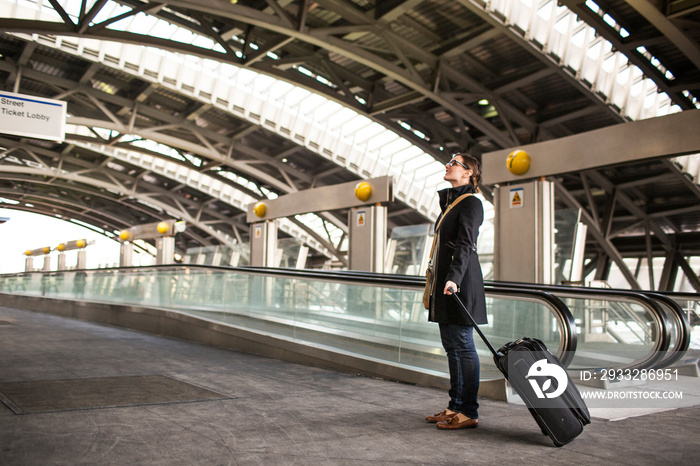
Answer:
[{"left": 0, "top": 91, "right": 67, "bottom": 142}]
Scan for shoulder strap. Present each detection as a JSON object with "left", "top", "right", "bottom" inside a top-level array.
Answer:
[
  {"left": 435, "top": 193, "right": 473, "bottom": 233},
  {"left": 426, "top": 193, "right": 473, "bottom": 265}
]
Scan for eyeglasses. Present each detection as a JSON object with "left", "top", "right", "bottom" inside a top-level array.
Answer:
[{"left": 446, "top": 159, "right": 469, "bottom": 170}]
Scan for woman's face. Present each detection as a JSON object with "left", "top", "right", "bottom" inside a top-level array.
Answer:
[{"left": 444, "top": 156, "right": 472, "bottom": 187}]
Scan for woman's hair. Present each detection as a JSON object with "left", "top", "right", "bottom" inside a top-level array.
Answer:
[{"left": 453, "top": 152, "right": 481, "bottom": 192}]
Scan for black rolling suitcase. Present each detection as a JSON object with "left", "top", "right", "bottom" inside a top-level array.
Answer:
[{"left": 450, "top": 291, "right": 590, "bottom": 447}]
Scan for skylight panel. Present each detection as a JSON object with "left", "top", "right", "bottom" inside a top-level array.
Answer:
[
  {"left": 401, "top": 151, "right": 434, "bottom": 172},
  {"left": 382, "top": 138, "right": 412, "bottom": 158},
  {"left": 536, "top": 0, "right": 554, "bottom": 21},
  {"left": 267, "top": 80, "right": 294, "bottom": 100},
  {"left": 93, "top": 2, "right": 131, "bottom": 25},
  {"left": 252, "top": 74, "right": 276, "bottom": 92},
  {"left": 298, "top": 93, "right": 328, "bottom": 114},
  {"left": 586, "top": 40, "right": 602, "bottom": 60},
  {"left": 282, "top": 87, "right": 311, "bottom": 107},
  {"left": 585, "top": 0, "right": 600, "bottom": 14},
  {"left": 327, "top": 107, "right": 358, "bottom": 130},
  {"left": 236, "top": 68, "right": 260, "bottom": 86},
  {"left": 148, "top": 20, "right": 179, "bottom": 40},
  {"left": 310, "top": 100, "right": 343, "bottom": 121},
  {"left": 338, "top": 114, "right": 371, "bottom": 136},
  {"left": 554, "top": 13, "right": 572, "bottom": 35},
  {"left": 192, "top": 35, "right": 218, "bottom": 50},
  {"left": 602, "top": 13, "right": 616, "bottom": 29},
  {"left": 616, "top": 66, "right": 631, "bottom": 85},
  {"left": 570, "top": 27, "right": 586, "bottom": 47}
]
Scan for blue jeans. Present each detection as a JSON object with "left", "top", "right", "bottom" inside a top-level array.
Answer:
[{"left": 439, "top": 323, "right": 480, "bottom": 419}]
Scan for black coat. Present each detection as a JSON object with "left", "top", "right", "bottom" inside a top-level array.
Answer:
[{"left": 428, "top": 184, "right": 488, "bottom": 326}]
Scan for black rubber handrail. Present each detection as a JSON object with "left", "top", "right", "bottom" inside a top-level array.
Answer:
[
  {"left": 642, "top": 292, "right": 692, "bottom": 369},
  {"left": 486, "top": 279, "right": 672, "bottom": 370}
]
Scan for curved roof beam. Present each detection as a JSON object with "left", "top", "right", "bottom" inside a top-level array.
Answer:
[
  {"left": 2, "top": 0, "right": 684, "bottom": 148},
  {"left": 0, "top": 187, "right": 136, "bottom": 237},
  {"left": 0, "top": 149, "right": 238, "bottom": 246},
  {"left": 68, "top": 136, "right": 342, "bottom": 259},
  {"left": 4, "top": 0, "right": 517, "bottom": 148},
  {"left": 454, "top": 0, "right": 686, "bottom": 116},
  {"left": 1, "top": 18, "right": 451, "bottom": 221},
  {"left": 0, "top": 48, "right": 347, "bottom": 261},
  {"left": 26, "top": 31, "right": 444, "bottom": 218},
  {"left": 0, "top": 40, "right": 348, "bottom": 253}
]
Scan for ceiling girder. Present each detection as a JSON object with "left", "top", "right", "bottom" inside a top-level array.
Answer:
[{"left": 555, "top": 180, "right": 642, "bottom": 288}]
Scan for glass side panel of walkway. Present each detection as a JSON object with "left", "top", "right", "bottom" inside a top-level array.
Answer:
[
  {"left": 489, "top": 280, "right": 694, "bottom": 371},
  {"left": 0, "top": 265, "right": 683, "bottom": 380}
]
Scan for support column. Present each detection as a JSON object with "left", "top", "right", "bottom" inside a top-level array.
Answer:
[
  {"left": 250, "top": 221, "right": 278, "bottom": 267},
  {"left": 296, "top": 245, "right": 309, "bottom": 269},
  {"left": 156, "top": 237, "right": 175, "bottom": 265},
  {"left": 570, "top": 222, "right": 588, "bottom": 282},
  {"left": 120, "top": 243, "right": 134, "bottom": 267},
  {"left": 247, "top": 176, "right": 393, "bottom": 271},
  {"left": 76, "top": 249, "right": 87, "bottom": 269},
  {"left": 118, "top": 220, "right": 185, "bottom": 268},
  {"left": 57, "top": 253, "right": 67, "bottom": 271},
  {"left": 348, "top": 205, "right": 387, "bottom": 273},
  {"left": 494, "top": 180, "right": 554, "bottom": 284},
  {"left": 42, "top": 255, "right": 51, "bottom": 272}
]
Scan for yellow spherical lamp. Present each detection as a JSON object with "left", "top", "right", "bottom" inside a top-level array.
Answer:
[
  {"left": 253, "top": 202, "right": 267, "bottom": 218},
  {"left": 506, "top": 149, "right": 531, "bottom": 175},
  {"left": 119, "top": 230, "right": 132, "bottom": 242},
  {"left": 42, "top": 247, "right": 51, "bottom": 254},
  {"left": 76, "top": 239, "right": 87, "bottom": 249},
  {"left": 157, "top": 221, "right": 170, "bottom": 235},
  {"left": 354, "top": 182, "right": 372, "bottom": 202},
  {"left": 57, "top": 243, "right": 66, "bottom": 252},
  {"left": 25, "top": 250, "right": 32, "bottom": 256}
]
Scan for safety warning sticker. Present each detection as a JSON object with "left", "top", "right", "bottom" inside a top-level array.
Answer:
[
  {"left": 357, "top": 210, "right": 366, "bottom": 227},
  {"left": 510, "top": 188, "right": 524, "bottom": 209}
]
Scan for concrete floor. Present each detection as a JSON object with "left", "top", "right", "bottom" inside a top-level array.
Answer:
[{"left": 1, "top": 305, "right": 698, "bottom": 465}]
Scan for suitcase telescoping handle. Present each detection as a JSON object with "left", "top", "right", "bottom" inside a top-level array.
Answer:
[{"left": 448, "top": 288, "right": 500, "bottom": 357}]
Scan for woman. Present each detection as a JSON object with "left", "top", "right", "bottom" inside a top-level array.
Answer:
[{"left": 425, "top": 152, "right": 487, "bottom": 430}]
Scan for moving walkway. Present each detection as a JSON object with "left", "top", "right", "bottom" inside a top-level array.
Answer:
[{"left": 1, "top": 265, "right": 693, "bottom": 388}]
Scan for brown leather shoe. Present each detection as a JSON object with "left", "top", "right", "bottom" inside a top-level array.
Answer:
[
  {"left": 436, "top": 413, "right": 478, "bottom": 429},
  {"left": 425, "top": 409, "right": 457, "bottom": 423}
]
